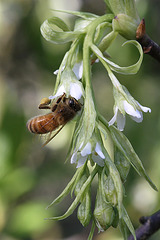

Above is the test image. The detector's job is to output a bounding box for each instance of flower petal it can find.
[70,83,83,100]
[49,85,66,99]
[108,106,118,126]
[71,152,77,164]
[116,110,126,131]
[76,156,87,168]
[130,111,143,123]
[95,142,105,159]
[72,61,83,80]
[136,101,151,113]
[53,66,65,75]
[123,100,141,118]
[81,142,92,156]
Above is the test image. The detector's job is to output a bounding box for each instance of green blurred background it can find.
[0,0,160,239]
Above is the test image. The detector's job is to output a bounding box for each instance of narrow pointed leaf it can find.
[125,0,140,22]
[104,0,125,15]
[47,16,70,31]
[119,218,130,240]
[109,125,157,191]
[46,166,98,220]
[122,205,136,240]
[46,168,81,208]
[51,9,98,20]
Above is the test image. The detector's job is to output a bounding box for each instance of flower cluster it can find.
[39,1,157,239]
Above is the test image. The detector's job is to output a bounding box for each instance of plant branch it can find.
[136,19,160,62]
[128,210,160,240]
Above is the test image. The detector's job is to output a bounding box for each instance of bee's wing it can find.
[42,124,65,147]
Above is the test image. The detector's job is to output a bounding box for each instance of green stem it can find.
[83,14,113,90]
[87,220,96,240]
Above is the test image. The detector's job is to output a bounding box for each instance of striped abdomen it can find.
[27,113,58,134]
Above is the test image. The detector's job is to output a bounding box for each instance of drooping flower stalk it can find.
[33,1,158,239]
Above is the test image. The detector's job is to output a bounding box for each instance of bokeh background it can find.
[0,0,160,239]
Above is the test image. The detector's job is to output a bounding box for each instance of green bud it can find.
[98,31,118,54]
[94,187,115,231]
[74,167,89,198]
[103,174,118,206]
[114,147,130,182]
[112,14,139,39]
[77,188,92,227]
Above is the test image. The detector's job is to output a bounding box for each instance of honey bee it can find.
[27,93,81,145]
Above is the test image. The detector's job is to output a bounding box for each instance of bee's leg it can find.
[39,104,51,109]
[51,93,66,112]
[56,92,66,104]
[39,98,51,109]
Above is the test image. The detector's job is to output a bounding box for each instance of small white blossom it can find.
[109,100,151,131]
[51,62,84,100]
[72,61,83,80]
[53,66,65,75]
[70,82,83,100]
[71,141,105,168]
[54,61,83,80]
[49,85,65,99]
[49,81,83,100]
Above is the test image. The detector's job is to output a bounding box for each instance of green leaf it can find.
[121,205,136,240]
[125,0,140,22]
[47,166,98,221]
[41,19,83,44]
[109,125,157,191]
[119,218,130,240]
[51,9,98,20]
[104,0,125,15]
[91,40,143,75]
[46,167,81,209]
[47,16,70,31]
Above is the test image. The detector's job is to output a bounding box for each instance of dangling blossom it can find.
[49,82,84,100]
[72,61,83,80]
[49,63,84,100]
[71,141,105,168]
[54,61,83,80]
[109,99,151,131]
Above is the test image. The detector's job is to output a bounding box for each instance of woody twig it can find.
[136,19,160,62]
[128,210,160,240]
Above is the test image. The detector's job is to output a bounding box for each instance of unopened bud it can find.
[74,168,89,198]
[94,188,115,231]
[112,14,139,40]
[103,175,118,206]
[77,189,92,227]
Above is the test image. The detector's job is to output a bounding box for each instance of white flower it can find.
[109,100,151,131]
[54,61,83,80]
[71,142,105,168]
[69,82,83,100]
[72,61,83,80]
[50,63,84,100]
[49,81,83,100]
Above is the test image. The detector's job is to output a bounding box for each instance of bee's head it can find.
[68,97,81,112]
